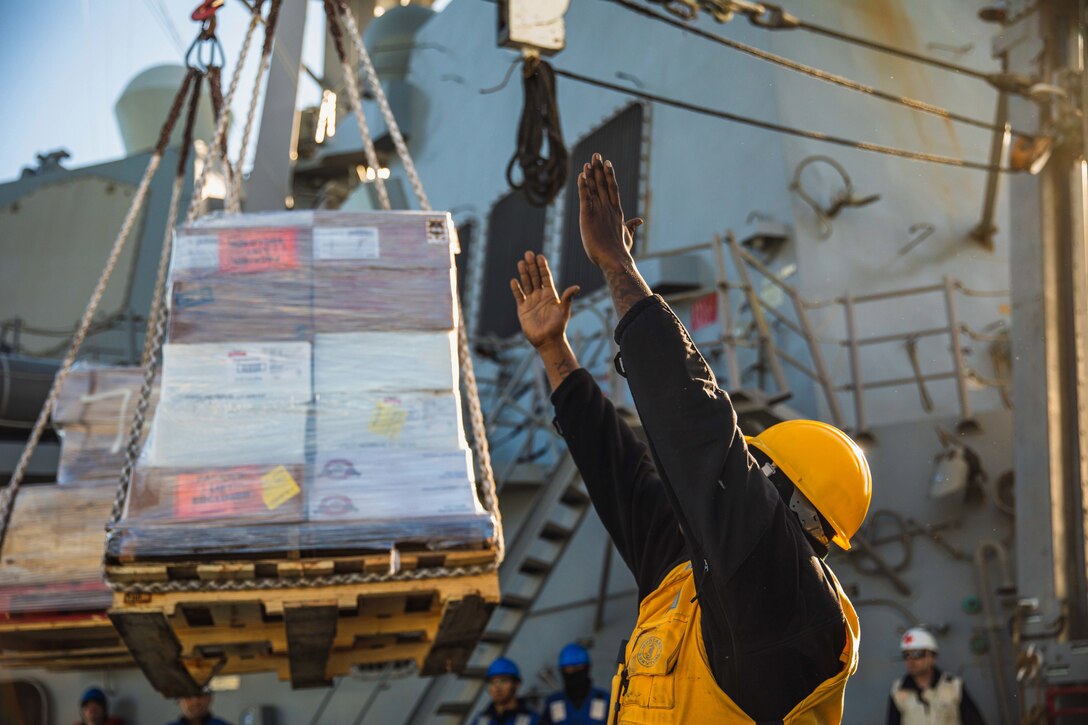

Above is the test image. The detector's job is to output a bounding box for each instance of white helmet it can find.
[900,627,939,653]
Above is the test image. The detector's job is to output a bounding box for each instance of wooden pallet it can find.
[106,545,498,586]
[108,571,499,696]
[0,611,132,671]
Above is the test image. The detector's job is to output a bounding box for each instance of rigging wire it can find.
[602,0,1035,139]
[645,0,1006,83]
[545,63,1016,173]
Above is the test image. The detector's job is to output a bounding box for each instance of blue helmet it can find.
[558,643,590,669]
[80,686,107,709]
[486,656,521,680]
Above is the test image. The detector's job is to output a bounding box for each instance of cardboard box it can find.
[169,277,311,343]
[307,449,480,521]
[126,464,304,524]
[143,399,308,468]
[315,392,466,451]
[309,211,455,270]
[159,341,312,404]
[313,331,458,395]
[313,267,457,333]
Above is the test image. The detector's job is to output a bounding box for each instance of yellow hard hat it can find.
[746,420,871,550]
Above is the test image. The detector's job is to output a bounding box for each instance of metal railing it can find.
[472,230,1011,472]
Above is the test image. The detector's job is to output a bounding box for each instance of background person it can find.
[167,690,231,725]
[74,687,123,725]
[887,627,986,725]
[541,643,609,724]
[476,657,540,725]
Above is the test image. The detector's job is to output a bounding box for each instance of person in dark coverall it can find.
[166,691,231,725]
[540,643,610,724]
[509,154,872,723]
[476,657,541,725]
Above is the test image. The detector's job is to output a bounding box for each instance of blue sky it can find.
[0,0,367,182]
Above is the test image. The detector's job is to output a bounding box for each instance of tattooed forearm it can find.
[537,338,582,391]
[603,263,652,319]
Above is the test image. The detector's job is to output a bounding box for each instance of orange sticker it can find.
[218,228,300,274]
[174,467,265,519]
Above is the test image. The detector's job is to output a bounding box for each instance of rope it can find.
[324,0,390,210]
[204,65,236,209]
[337,0,431,210]
[553,66,1017,173]
[0,70,198,550]
[109,561,499,594]
[230,0,278,213]
[336,0,502,562]
[505,55,568,207]
[143,71,205,366]
[112,3,265,529]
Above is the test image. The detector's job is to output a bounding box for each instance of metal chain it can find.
[325,0,390,209]
[111,5,264,528]
[337,0,431,210]
[108,561,498,594]
[230,0,279,213]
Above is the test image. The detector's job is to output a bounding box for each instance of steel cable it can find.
[604,0,1034,139]
[552,66,1016,173]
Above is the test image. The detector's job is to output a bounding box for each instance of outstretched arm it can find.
[576,154,651,320]
[509,251,581,391]
[510,251,684,596]
[577,152,781,584]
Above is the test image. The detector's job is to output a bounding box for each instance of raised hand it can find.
[510,251,579,350]
[578,153,643,269]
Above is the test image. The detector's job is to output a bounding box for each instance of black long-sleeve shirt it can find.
[551,295,847,721]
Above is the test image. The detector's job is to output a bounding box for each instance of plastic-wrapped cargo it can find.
[53,366,159,485]
[106,211,495,563]
[0,484,116,613]
[0,365,157,613]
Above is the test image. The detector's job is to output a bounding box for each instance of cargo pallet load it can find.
[103,211,502,695]
[0,368,155,672]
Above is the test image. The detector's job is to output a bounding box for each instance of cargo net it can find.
[105,212,498,586]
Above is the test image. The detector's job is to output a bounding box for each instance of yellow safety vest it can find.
[608,561,859,724]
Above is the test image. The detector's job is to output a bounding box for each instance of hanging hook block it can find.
[499,0,571,55]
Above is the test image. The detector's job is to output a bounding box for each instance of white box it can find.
[308,449,481,521]
[314,331,458,395]
[160,341,312,404]
[315,392,466,451]
[142,399,308,468]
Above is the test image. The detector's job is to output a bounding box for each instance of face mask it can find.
[562,667,592,705]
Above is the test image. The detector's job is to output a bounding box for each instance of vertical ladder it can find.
[406,453,591,724]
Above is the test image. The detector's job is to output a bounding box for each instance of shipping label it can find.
[172,234,220,271]
[174,467,264,519]
[260,465,301,510]
[222,344,310,387]
[219,227,300,273]
[313,227,380,260]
